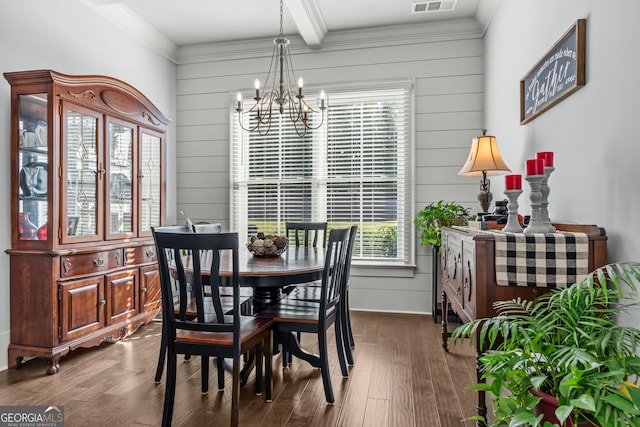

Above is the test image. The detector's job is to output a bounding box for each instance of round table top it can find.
[181,246,325,288]
[237,245,324,276]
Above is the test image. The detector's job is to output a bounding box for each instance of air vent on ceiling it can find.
[412,0,457,14]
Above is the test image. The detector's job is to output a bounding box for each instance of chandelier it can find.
[235,0,326,137]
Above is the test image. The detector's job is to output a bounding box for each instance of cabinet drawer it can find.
[125,245,157,265]
[60,249,124,278]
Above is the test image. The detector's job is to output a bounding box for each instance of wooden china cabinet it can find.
[4,70,169,374]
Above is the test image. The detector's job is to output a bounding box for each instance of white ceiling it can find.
[86,0,493,52]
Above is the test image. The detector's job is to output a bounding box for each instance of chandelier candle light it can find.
[235,0,326,137]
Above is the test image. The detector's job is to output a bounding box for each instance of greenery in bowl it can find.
[414,201,471,248]
[452,262,640,427]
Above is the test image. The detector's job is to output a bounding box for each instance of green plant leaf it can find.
[626,383,640,405]
[509,411,543,427]
[555,404,573,424]
[601,392,640,415]
[467,382,493,392]
[570,393,596,412]
[530,376,546,390]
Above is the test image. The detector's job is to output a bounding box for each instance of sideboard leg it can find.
[441,291,449,352]
[475,334,487,427]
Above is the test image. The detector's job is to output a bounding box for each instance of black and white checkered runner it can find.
[494,232,589,287]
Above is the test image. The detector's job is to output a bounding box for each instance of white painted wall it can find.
[484,0,640,326]
[0,0,177,370]
[175,20,485,314]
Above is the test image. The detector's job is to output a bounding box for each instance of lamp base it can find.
[478,189,492,214]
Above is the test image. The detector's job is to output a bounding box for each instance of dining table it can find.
[174,244,327,381]
[180,245,325,307]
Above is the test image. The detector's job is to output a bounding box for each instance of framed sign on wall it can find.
[520,19,586,125]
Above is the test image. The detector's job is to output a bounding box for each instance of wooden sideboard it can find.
[439,223,607,426]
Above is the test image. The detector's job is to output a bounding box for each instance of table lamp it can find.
[458,129,511,214]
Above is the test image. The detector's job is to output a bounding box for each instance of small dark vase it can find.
[494,199,508,216]
[18,212,38,240]
[530,388,597,427]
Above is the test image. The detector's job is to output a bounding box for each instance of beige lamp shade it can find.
[458,131,511,176]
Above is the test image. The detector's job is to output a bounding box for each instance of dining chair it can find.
[192,222,223,233]
[153,223,226,382]
[153,229,273,427]
[286,225,358,366]
[256,227,351,404]
[286,221,328,248]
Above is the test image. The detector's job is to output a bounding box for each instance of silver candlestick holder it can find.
[540,166,556,233]
[502,189,523,233]
[523,175,548,234]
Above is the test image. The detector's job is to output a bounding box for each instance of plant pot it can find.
[529,388,598,427]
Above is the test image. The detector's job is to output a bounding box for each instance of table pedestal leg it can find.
[253,287,282,308]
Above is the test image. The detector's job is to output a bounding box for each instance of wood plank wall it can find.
[174,20,485,314]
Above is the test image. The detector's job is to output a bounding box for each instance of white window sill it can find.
[351,262,416,278]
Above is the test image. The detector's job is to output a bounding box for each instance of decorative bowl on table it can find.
[246,232,288,257]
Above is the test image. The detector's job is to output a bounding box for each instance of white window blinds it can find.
[231,84,413,265]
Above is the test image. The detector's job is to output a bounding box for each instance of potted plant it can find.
[414,200,472,248]
[415,201,472,322]
[452,262,640,427]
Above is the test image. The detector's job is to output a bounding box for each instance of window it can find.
[231,83,413,265]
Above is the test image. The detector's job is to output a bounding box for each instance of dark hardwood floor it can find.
[0,312,479,426]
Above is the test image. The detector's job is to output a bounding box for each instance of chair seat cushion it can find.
[177,294,252,318]
[286,286,321,301]
[257,300,336,324]
[175,315,274,345]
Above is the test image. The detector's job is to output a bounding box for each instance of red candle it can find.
[536,151,554,167]
[505,174,522,190]
[526,158,545,176]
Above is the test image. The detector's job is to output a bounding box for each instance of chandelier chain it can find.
[279,0,284,39]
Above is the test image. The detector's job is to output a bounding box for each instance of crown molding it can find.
[476,0,501,36]
[83,0,179,62]
[177,18,482,65]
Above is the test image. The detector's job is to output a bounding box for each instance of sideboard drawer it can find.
[60,249,125,278]
[125,245,157,265]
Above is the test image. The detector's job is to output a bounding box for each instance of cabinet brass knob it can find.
[145,249,154,258]
[141,287,147,294]
[93,257,104,267]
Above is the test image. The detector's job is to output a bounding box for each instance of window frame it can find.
[230,80,415,267]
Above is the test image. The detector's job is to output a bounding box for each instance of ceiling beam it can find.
[283,0,327,49]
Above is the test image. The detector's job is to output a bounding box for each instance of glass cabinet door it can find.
[18,93,49,241]
[139,129,162,236]
[106,119,135,239]
[62,103,102,243]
